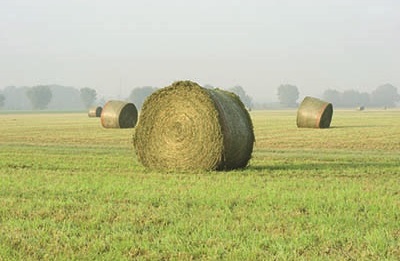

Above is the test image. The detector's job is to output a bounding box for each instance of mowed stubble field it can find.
[0,109,399,260]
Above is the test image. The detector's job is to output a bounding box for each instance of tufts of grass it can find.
[0,111,399,260]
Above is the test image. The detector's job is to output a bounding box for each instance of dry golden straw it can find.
[297,96,333,128]
[101,100,138,128]
[133,81,255,171]
[88,106,102,117]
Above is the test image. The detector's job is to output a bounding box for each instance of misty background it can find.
[1,0,399,108]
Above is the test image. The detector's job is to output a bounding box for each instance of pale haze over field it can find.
[1,0,399,102]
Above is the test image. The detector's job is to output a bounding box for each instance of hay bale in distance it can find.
[101,100,138,128]
[88,106,102,117]
[133,80,255,171]
[297,96,333,128]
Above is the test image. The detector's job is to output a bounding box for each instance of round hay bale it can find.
[297,96,333,128]
[101,100,138,128]
[133,80,255,171]
[88,106,102,117]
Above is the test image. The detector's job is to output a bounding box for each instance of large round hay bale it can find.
[133,80,255,171]
[101,100,138,128]
[297,96,333,128]
[88,106,102,117]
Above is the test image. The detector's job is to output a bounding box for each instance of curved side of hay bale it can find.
[296,96,333,128]
[101,100,138,128]
[88,106,102,117]
[206,88,255,170]
[133,81,254,171]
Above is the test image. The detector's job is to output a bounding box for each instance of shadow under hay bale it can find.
[297,96,333,128]
[88,106,102,117]
[101,100,138,128]
[133,80,255,171]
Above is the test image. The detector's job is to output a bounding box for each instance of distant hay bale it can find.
[357,106,365,111]
[133,80,255,171]
[88,106,102,117]
[101,100,138,128]
[297,96,333,128]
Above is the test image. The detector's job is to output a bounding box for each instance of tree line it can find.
[0,84,253,111]
[322,84,399,108]
[1,83,399,111]
[0,85,98,111]
[276,83,399,108]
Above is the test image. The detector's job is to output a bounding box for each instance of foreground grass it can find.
[0,110,399,260]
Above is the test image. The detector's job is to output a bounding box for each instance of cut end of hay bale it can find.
[133,80,254,171]
[101,100,138,128]
[88,106,102,117]
[297,96,333,128]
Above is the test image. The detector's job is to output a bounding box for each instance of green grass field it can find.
[0,110,399,260]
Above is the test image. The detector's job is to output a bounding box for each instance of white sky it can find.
[1,0,399,101]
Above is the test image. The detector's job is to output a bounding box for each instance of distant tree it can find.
[322,89,341,106]
[2,86,35,110]
[128,86,158,110]
[323,89,370,108]
[359,92,370,107]
[0,93,5,108]
[47,85,85,110]
[26,85,52,110]
[370,83,400,107]
[80,87,97,109]
[277,84,299,107]
[228,85,253,109]
[341,90,366,107]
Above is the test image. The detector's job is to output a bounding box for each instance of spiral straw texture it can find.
[133,81,254,171]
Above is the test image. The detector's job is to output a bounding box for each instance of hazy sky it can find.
[1,0,399,101]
